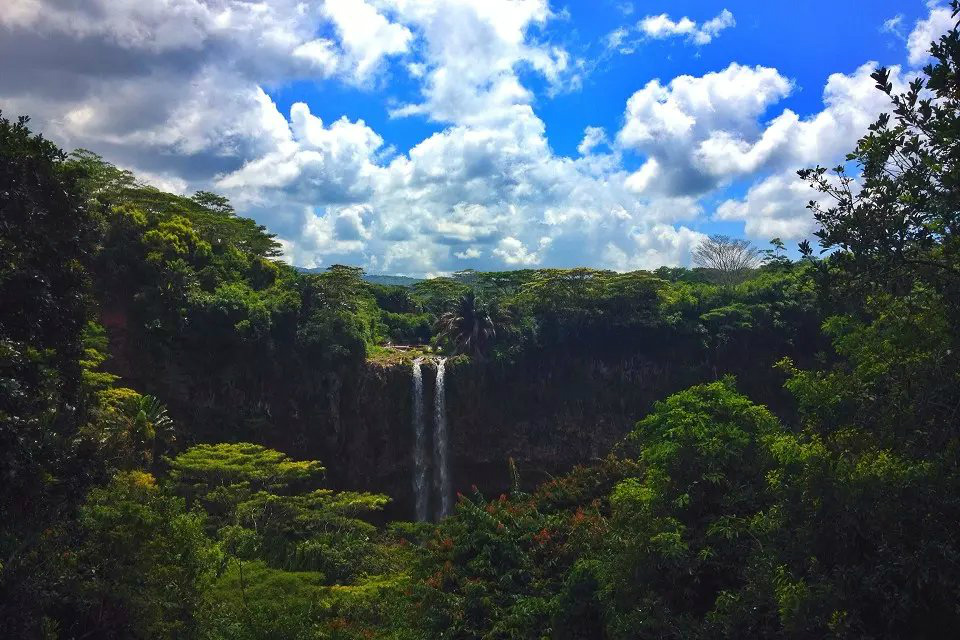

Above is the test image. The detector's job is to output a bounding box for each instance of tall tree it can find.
[0,113,98,626]
[692,235,764,285]
[436,290,497,357]
[799,2,960,307]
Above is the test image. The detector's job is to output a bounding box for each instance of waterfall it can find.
[411,356,453,521]
[411,358,429,521]
[433,357,452,519]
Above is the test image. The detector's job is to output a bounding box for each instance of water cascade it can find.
[433,357,451,519]
[411,358,429,521]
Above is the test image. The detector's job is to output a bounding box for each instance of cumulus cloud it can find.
[614,58,908,240]
[384,0,581,125]
[695,63,901,176]
[0,0,918,273]
[493,236,552,265]
[217,102,383,207]
[602,224,707,270]
[705,63,907,241]
[454,247,483,260]
[189,0,706,274]
[0,0,413,180]
[714,172,818,240]
[323,0,413,81]
[638,9,735,45]
[282,204,376,269]
[578,126,608,155]
[605,8,734,54]
[215,95,703,273]
[907,3,954,65]
[618,61,902,190]
[617,63,793,196]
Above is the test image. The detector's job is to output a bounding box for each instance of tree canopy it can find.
[5,9,960,638]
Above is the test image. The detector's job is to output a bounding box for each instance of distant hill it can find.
[362,274,423,287]
[296,267,422,287]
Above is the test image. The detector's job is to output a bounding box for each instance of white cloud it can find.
[493,236,552,265]
[432,203,503,244]
[0,0,727,274]
[617,61,904,199]
[603,224,707,270]
[605,26,632,53]
[323,0,413,81]
[454,247,483,259]
[712,165,861,243]
[0,0,416,180]
[639,14,696,39]
[0,0,912,274]
[217,101,384,210]
[292,39,341,75]
[578,126,608,155]
[714,172,818,240]
[618,63,793,196]
[614,58,907,242]
[606,8,734,55]
[383,0,581,124]
[882,14,905,39]
[694,63,901,178]
[638,9,735,45]
[287,204,376,269]
[704,63,908,240]
[215,95,704,273]
[907,3,954,65]
[698,9,737,44]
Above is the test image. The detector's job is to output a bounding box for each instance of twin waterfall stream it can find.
[411,357,452,521]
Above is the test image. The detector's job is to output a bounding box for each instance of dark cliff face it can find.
[318,352,703,520]
[320,361,423,519]
[107,331,705,519]
[321,342,799,521]
[442,355,684,497]
[103,306,791,521]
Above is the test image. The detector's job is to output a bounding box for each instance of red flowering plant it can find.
[409,456,643,638]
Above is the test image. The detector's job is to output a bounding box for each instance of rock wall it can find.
[320,351,705,520]
[103,306,790,521]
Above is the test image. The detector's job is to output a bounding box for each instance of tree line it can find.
[2,5,960,637]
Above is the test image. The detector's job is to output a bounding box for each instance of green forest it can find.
[3,13,960,640]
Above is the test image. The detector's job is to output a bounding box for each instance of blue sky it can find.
[271,1,926,157]
[0,0,950,274]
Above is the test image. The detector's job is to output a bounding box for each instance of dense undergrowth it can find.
[3,9,960,639]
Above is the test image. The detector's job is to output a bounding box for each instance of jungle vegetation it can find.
[2,9,960,639]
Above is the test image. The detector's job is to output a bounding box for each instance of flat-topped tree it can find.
[168,443,325,515]
[168,443,388,582]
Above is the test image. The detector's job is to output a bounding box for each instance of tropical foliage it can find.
[435,290,498,356]
[3,9,960,639]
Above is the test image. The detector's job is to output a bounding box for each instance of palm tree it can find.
[136,395,175,467]
[435,290,497,357]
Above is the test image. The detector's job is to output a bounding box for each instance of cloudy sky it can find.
[0,0,951,274]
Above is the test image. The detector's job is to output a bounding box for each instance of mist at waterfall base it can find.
[411,357,452,522]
